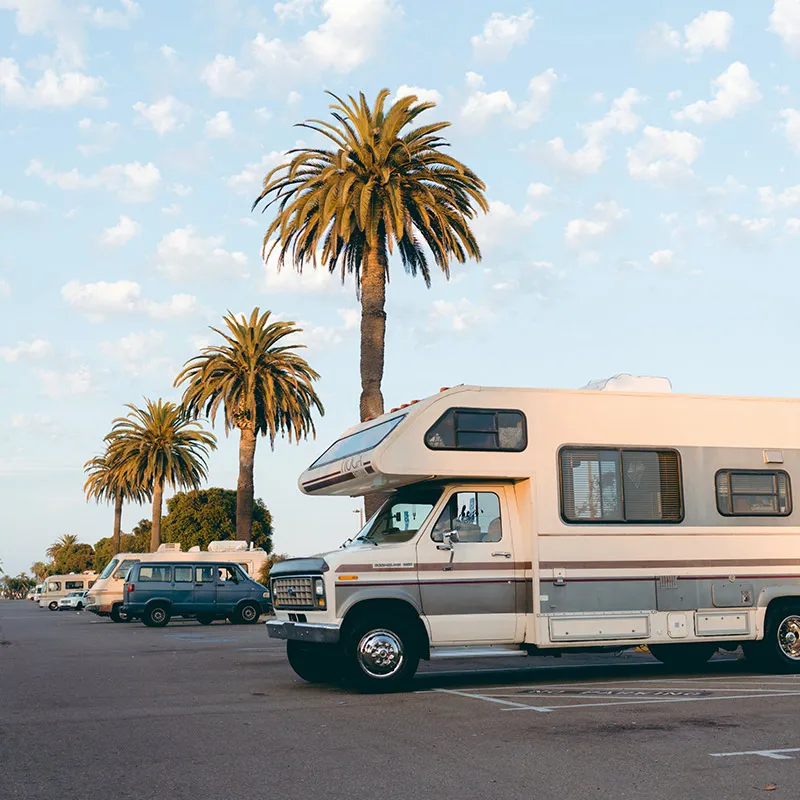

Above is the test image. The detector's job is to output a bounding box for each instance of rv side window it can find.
[425,409,527,452]
[560,448,683,523]
[47,582,61,592]
[65,581,84,590]
[138,566,172,582]
[716,470,792,516]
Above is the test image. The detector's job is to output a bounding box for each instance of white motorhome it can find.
[86,541,268,622]
[268,380,800,689]
[39,573,97,610]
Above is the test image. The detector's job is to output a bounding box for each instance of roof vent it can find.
[580,373,673,393]
[207,540,248,553]
[157,543,182,552]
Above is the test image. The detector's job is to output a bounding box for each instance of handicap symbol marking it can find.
[711,748,800,761]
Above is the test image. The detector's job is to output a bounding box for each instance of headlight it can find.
[313,577,326,609]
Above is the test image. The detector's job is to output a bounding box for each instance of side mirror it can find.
[437,530,459,571]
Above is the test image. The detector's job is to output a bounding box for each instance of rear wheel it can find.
[287,641,343,683]
[237,602,261,625]
[142,604,170,628]
[110,604,130,623]
[649,642,717,671]
[751,603,800,673]
[196,613,214,626]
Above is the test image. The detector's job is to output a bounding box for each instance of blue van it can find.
[122,561,270,627]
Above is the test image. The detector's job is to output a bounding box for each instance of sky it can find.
[1,0,800,576]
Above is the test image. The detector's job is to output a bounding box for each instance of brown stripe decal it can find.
[336,561,532,573]
[539,558,800,570]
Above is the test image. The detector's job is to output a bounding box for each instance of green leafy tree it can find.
[175,309,322,542]
[92,531,149,574]
[2,573,36,599]
[106,399,217,552]
[46,534,78,562]
[161,488,273,552]
[253,90,487,517]
[53,542,94,575]
[258,552,288,585]
[84,442,149,557]
[30,561,52,581]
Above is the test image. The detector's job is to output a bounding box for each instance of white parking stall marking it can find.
[711,748,800,760]
[431,688,552,713]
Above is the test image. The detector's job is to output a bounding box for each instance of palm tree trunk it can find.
[112,494,123,556]
[236,427,257,542]
[361,239,388,522]
[150,481,164,552]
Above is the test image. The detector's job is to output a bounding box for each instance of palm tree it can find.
[253,90,487,516]
[84,442,149,557]
[30,561,49,582]
[106,399,217,552]
[46,534,78,562]
[175,308,324,542]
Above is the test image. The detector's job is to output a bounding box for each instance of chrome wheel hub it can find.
[357,630,404,678]
[778,616,800,660]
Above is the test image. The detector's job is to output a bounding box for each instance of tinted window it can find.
[137,565,172,582]
[310,416,405,469]
[426,408,526,452]
[65,581,84,590]
[174,566,193,582]
[117,559,139,580]
[46,582,61,592]
[561,448,683,523]
[432,492,503,542]
[717,470,791,516]
[195,566,214,583]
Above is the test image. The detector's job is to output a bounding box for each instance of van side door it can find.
[172,565,194,611]
[193,565,217,612]
[214,565,244,615]
[416,485,521,645]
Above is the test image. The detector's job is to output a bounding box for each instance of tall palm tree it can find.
[83,442,149,557]
[30,561,49,582]
[175,308,324,542]
[106,399,217,552]
[253,90,487,517]
[46,534,79,562]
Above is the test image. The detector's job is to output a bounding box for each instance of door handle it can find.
[491,552,512,559]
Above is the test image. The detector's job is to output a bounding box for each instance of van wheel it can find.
[48,601,58,611]
[196,614,214,625]
[649,642,717,671]
[754,603,800,673]
[142,604,170,628]
[110,604,130,623]
[287,641,343,683]
[237,602,261,625]
[342,617,420,692]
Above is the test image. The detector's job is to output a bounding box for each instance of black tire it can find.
[287,641,343,684]
[342,616,420,692]
[751,603,800,673]
[76,603,84,611]
[48,601,58,611]
[237,602,261,625]
[142,603,170,628]
[196,613,214,626]
[648,642,717,671]
[110,604,130,623]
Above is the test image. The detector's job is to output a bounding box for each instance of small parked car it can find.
[58,591,90,611]
[122,561,270,628]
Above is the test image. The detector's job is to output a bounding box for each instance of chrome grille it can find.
[272,576,315,609]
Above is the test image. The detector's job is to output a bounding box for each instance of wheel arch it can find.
[341,598,430,660]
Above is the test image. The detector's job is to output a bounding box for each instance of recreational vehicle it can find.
[39,573,97,610]
[268,381,800,689]
[86,541,268,622]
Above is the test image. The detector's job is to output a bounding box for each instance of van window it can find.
[195,566,215,583]
[716,470,792,516]
[561,448,683,523]
[425,409,526,452]
[432,492,503,542]
[174,566,193,582]
[138,565,172,582]
[65,581,84,590]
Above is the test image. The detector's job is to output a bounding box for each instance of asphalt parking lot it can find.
[3,602,800,799]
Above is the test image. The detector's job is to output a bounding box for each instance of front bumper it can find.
[266,620,340,644]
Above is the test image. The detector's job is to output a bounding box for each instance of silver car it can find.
[58,591,90,611]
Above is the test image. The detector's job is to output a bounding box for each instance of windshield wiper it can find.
[355,535,378,546]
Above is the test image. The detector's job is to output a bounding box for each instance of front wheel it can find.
[142,604,170,628]
[287,641,343,684]
[236,602,261,625]
[648,642,717,671]
[48,601,58,611]
[342,617,420,692]
[76,603,84,611]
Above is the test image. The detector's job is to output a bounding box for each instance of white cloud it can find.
[461,68,557,128]
[649,249,675,268]
[0,57,105,108]
[0,279,10,297]
[169,183,192,197]
[392,85,442,106]
[757,184,800,210]
[287,90,302,105]
[428,298,493,332]
[668,89,682,101]
[786,218,800,235]
[780,108,800,153]
[0,338,53,363]
[627,126,703,185]
[155,226,248,280]
[26,159,161,202]
[472,199,541,252]
[465,71,485,90]
[99,330,171,377]
[471,9,535,60]
[726,215,774,235]
[100,214,140,246]
[263,253,342,293]
[61,279,198,321]
[89,0,140,29]
[0,190,44,213]
[133,95,187,134]
[39,366,92,397]
[205,110,234,138]
[526,182,552,199]
[546,88,644,174]
[674,62,760,124]
[770,0,800,52]
[76,117,119,156]
[201,54,254,98]
[160,44,176,59]
[565,200,628,249]
[648,11,733,58]
[274,0,316,21]
[161,203,181,216]
[227,150,286,194]
[338,308,359,330]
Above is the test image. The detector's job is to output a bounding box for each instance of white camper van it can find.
[268,381,800,689]
[86,541,268,622]
[39,573,97,610]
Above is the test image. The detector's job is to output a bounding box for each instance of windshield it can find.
[357,485,443,545]
[98,558,119,580]
[116,559,139,581]
[309,416,405,469]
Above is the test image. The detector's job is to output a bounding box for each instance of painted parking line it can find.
[711,748,800,760]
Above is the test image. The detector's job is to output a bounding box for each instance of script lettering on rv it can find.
[340,454,368,477]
